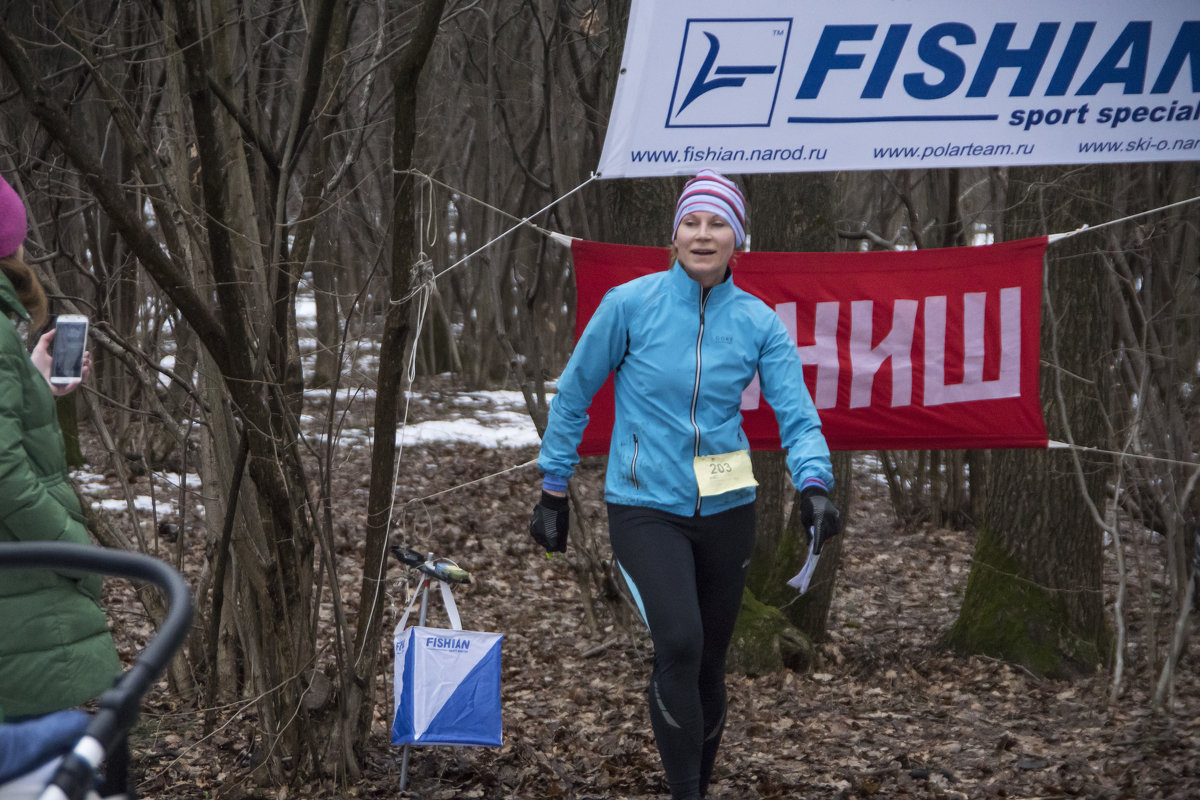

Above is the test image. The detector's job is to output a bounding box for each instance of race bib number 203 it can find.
[693,450,758,497]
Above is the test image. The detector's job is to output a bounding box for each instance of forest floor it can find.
[85,386,1199,800]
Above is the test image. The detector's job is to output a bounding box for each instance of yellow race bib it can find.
[693,450,758,497]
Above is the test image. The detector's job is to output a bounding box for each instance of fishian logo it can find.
[426,635,470,652]
[668,19,791,128]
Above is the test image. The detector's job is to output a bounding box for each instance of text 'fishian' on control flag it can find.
[568,237,1050,454]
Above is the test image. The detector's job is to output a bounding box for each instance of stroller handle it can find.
[0,543,194,800]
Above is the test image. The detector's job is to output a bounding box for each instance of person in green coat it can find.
[0,171,120,724]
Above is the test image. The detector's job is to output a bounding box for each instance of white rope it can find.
[1048,193,1200,243]
[359,175,595,659]
[355,256,433,669]
[394,174,596,304]
[406,171,1195,253]
[409,172,1196,253]
[1048,440,1200,470]
[1043,195,1200,470]
[402,457,539,506]
[403,169,574,243]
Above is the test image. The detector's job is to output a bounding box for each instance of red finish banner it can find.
[569,237,1049,454]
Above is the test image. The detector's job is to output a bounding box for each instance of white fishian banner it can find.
[596,0,1200,177]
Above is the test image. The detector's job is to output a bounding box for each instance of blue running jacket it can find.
[538,262,833,516]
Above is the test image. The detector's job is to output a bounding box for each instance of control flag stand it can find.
[389,548,503,792]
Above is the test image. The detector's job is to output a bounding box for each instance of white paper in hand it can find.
[787,528,819,594]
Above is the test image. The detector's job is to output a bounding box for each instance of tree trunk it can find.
[945,168,1111,678]
[350,0,448,764]
[732,172,848,668]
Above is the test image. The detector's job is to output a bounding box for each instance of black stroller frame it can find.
[0,543,194,800]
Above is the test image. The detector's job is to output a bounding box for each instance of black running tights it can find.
[608,502,755,800]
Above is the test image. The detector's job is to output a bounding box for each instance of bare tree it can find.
[0,0,449,781]
[1082,164,1199,704]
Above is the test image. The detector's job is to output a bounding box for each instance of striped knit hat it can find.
[672,169,747,248]
[0,174,27,259]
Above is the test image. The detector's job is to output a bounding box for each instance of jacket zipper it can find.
[630,433,639,490]
[691,288,711,514]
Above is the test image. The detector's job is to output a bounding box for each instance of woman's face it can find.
[673,211,735,288]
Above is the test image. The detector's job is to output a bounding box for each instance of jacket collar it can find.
[0,269,30,322]
[667,260,734,304]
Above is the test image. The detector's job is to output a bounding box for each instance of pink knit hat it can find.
[672,169,747,248]
[0,174,28,259]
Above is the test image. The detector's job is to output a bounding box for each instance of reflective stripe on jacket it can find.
[538,262,833,516]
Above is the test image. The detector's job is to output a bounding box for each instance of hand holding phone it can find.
[49,314,89,386]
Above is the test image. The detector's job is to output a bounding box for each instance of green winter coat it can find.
[0,271,120,721]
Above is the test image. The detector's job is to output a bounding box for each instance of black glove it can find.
[800,486,841,555]
[529,491,569,553]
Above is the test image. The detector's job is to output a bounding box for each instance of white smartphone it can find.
[49,314,89,385]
